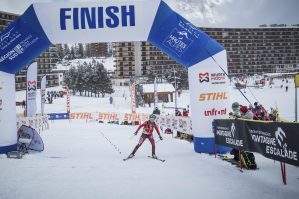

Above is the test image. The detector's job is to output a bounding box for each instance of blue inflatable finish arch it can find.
[0,0,230,154]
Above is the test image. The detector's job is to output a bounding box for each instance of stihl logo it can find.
[199,92,228,101]
[199,72,209,83]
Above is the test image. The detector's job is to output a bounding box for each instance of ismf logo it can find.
[275,127,287,149]
[27,81,37,91]
[163,28,193,57]
[199,72,209,83]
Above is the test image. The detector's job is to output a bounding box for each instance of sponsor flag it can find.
[130,83,136,114]
[26,62,37,117]
[154,77,158,107]
[40,75,46,115]
[66,85,70,113]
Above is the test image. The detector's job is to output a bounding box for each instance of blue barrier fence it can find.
[48,113,69,120]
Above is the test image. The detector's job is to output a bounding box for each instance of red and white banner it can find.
[66,85,70,114]
[17,115,49,132]
[130,83,136,114]
[26,62,37,117]
[155,115,192,134]
[40,75,46,115]
[154,77,158,106]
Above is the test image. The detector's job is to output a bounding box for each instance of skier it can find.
[127,114,163,159]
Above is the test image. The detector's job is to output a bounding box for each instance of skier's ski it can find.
[123,155,134,161]
[147,156,165,162]
[123,157,133,161]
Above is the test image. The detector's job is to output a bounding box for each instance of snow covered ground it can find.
[1,78,299,199]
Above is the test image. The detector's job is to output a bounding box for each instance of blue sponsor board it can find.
[0,5,51,74]
[48,113,69,120]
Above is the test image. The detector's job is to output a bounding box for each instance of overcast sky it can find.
[1,0,298,28]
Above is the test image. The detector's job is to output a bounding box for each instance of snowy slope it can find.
[1,78,299,199]
[0,120,298,199]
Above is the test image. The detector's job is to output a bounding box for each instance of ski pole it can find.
[100,131,122,154]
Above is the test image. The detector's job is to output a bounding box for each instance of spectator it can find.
[175,109,182,138]
[109,96,113,104]
[175,109,182,116]
[230,103,254,161]
[153,107,160,115]
[183,108,189,117]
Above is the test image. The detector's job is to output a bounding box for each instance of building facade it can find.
[113,42,182,78]
[113,27,299,77]
[0,10,60,91]
[202,27,299,75]
[91,43,108,57]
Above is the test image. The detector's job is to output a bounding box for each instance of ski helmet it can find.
[231,102,240,110]
[149,114,156,120]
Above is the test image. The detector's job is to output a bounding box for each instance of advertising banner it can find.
[0,0,227,154]
[188,50,230,153]
[154,77,158,106]
[0,72,17,153]
[40,75,46,115]
[130,83,136,114]
[66,85,70,113]
[68,112,149,123]
[214,119,299,167]
[26,62,37,117]
[155,115,191,134]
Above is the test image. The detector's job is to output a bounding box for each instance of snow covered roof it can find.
[142,83,175,93]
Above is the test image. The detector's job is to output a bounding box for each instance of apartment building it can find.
[113,27,299,77]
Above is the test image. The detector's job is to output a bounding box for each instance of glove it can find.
[134,131,138,136]
[159,136,163,140]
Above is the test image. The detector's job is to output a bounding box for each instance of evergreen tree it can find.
[56,44,64,60]
[96,62,114,97]
[85,43,91,57]
[63,44,70,60]
[178,69,189,89]
[146,71,156,83]
[78,43,84,58]
[70,46,75,60]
